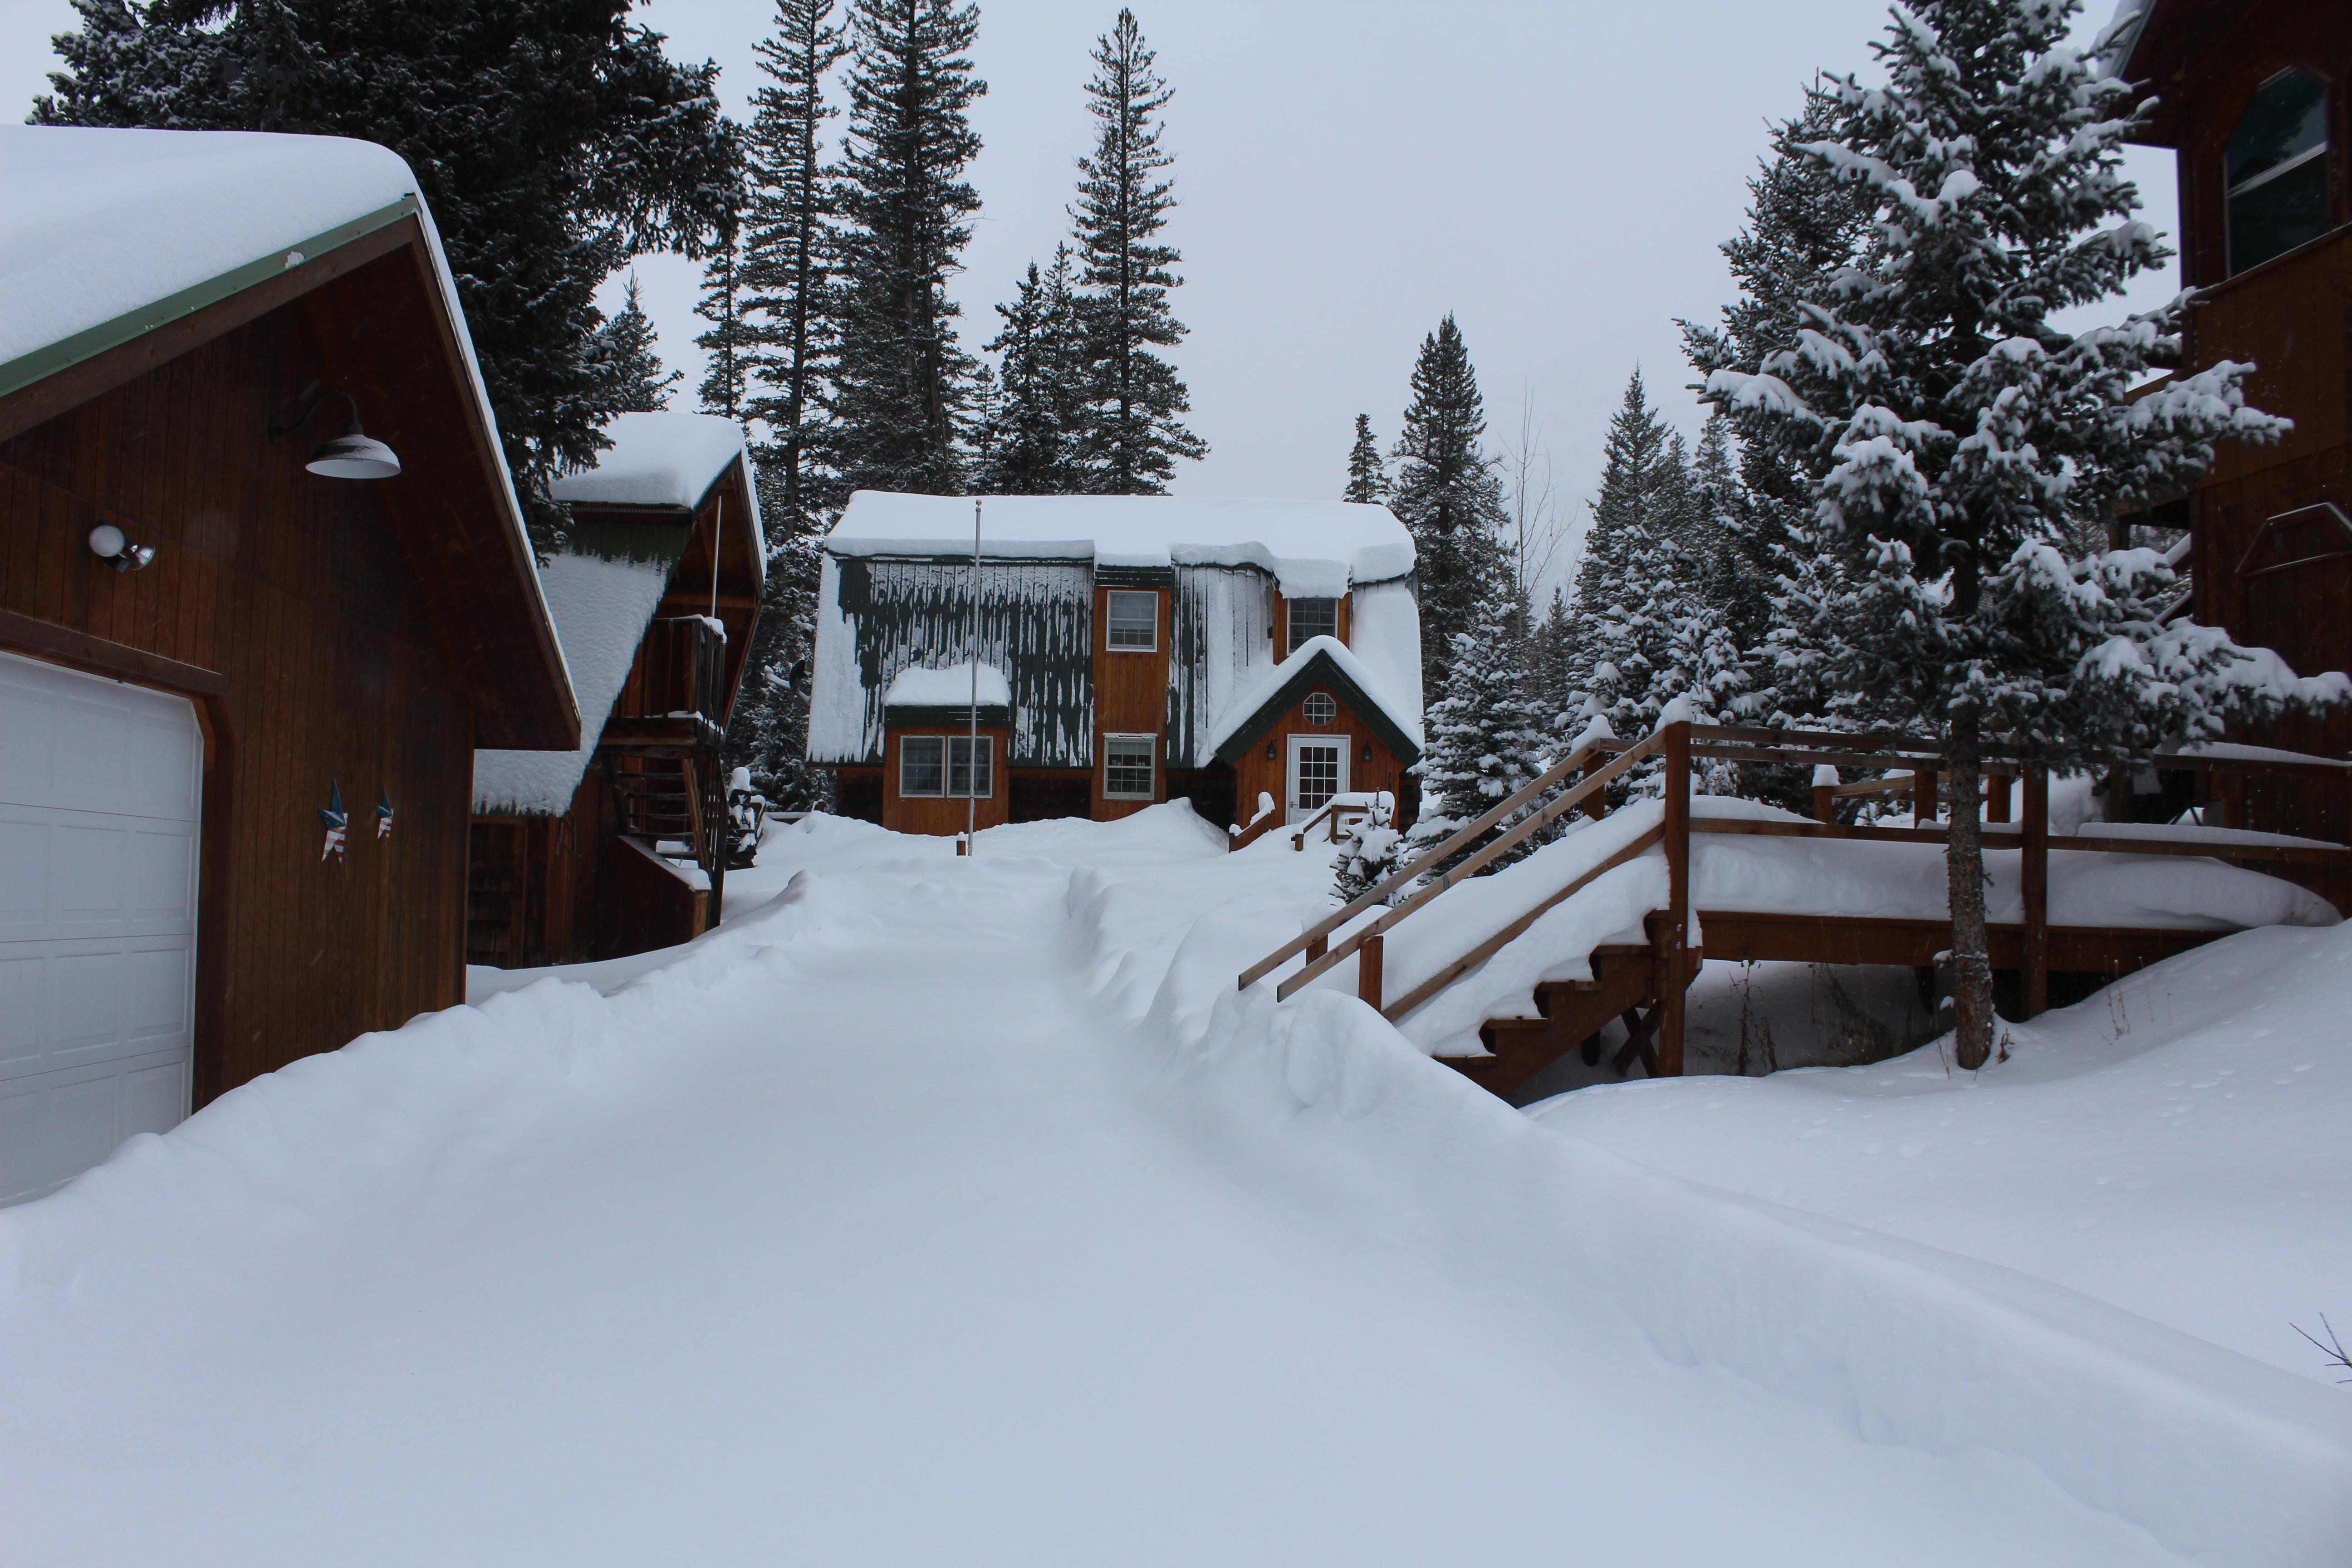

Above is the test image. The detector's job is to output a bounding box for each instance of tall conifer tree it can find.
[1343,414,1387,504]
[695,237,752,421]
[982,247,1090,493]
[593,275,682,412]
[827,0,984,495]
[1068,8,1204,493]
[1389,315,1508,697]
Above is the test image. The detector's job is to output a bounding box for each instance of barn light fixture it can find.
[87,523,155,572]
[1265,742,1277,762]
[270,387,402,480]
[1361,745,1373,765]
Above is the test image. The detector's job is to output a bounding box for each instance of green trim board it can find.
[0,195,421,402]
[1210,647,1421,768]
[883,704,1013,729]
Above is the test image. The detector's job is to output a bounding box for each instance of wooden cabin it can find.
[810,494,1424,838]
[467,413,764,969]
[0,127,579,1204]
[2112,0,2352,837]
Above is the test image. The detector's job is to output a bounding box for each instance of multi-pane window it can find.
[1106,590,1158,651]
[1302,691,1336,726]
[1294,742,1341,811]
[947,735,992,798]
[900,735,945,796]
[901,735,990,797]
[1286,597,1338,653]
[1104,735,1156,799]
[2227,69,2331,276]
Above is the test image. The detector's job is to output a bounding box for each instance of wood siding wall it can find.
[881,725,1011,835]
[1091,585,1170,819]
[1227,684,1410,832]
[0,285,478,1106]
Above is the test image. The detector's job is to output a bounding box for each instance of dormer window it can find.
[1286,597,1338,653]
[2226,69,2331,276]
[1106,590,1158,651]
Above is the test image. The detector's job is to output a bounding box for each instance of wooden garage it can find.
[0,126,578,1203]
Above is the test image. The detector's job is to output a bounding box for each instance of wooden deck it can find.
[1238,724,2352,1100]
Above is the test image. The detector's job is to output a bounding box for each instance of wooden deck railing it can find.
[1240,720,2352,1076]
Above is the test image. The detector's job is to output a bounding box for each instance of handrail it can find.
[1288,797,1345,851]
[1269,733,1661,1001]
[1236,733,1632,991]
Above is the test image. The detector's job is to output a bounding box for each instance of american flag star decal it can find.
[377,791,394,840]
[319,782,348,862]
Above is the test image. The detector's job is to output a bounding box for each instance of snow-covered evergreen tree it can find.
[591,275,681,413]
[1389,315,1509,698]
[1408,591,1550,877]
[1068,8,1205,494]
[742,0,848,529]
[1343,414,1388,505]
[826,0,983,496]
[695,238,752,422]
[981,247,1090,494]
[1330,794,1406,905]
[37,0,740,553]
[1533,586,1575,717]
[1698,0,2344,1067]
[1561,371,1688,721]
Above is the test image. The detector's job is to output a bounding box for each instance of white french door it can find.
[1284,735,1348,825]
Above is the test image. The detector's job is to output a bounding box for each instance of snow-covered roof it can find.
[474,554,673,814]
[2098,0,2154,74]
[828,492,1415,598]
[884,662,1011,709]
[1206,635,1423,764]
[553,411,766,588]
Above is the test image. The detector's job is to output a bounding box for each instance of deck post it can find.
[1987,769,2011,824]
[1912,769,1935,828]
[2022,768,2049,1019]
[1658,722,1692,1076]
[1357,933,1384,1010]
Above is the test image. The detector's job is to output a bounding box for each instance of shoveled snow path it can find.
[5,858,2180,1565]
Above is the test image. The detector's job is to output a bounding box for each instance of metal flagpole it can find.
[967,496,982,855]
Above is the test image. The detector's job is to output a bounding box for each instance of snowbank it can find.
[473,554,672,814]
[828,491,1415,595]
[1063,854,2352,1568]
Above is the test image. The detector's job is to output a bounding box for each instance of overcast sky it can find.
[4,0,2176,583]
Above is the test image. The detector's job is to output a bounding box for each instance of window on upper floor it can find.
[2227,69,2332,277]
[1106,590,1158,651]
[1286,597,1338,653]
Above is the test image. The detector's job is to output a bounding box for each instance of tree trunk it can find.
[1946,708,1996,1069]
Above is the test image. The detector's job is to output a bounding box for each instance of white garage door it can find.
[0,649,201,1206]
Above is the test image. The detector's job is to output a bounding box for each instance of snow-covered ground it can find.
[6,807,2348,1565]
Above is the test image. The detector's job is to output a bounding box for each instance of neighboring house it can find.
[809,493,1423,838]
[469,412,764,969]
[0,127,579,1204]
[2111,0,2352,835]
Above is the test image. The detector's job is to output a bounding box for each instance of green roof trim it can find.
[1210,647,1421,769]
[0,194,420,403]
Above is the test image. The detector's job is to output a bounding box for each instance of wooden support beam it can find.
[1658,723,1692,1077]
[1357,933,1384,1010]
[2023,769,2049,1019]
[1612,1003,1662,1077]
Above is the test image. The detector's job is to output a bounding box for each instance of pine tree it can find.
[1534,585,1574,716]
[1407,591,1550,877]
[696,239,753,421]
[1068,8,1205,493]
[826,0,984,496]
[590,275,681,413]
[1331,793,1406,904]
[981,247,1090,493]
[741,0,848,529]
[1700,0,2344,1067]
[37,0,741,552]
[1389,315,1509,698]
[1342,413,1387,504]
[1561,370,1681,720]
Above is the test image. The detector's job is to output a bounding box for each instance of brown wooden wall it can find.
[1091,585,1170,819]
[1227,683,1411,832]
[0,280,482,1107]
[468,764,611,969]
[881,724,1011,836]
[1270,591,1351,661]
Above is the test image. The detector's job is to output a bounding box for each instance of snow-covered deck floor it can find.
[4,810,2342,1565]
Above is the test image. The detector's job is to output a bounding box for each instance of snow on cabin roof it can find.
[2098,0,2154,73]
[473,553,673,815]
[884,662,1011,709]
[828,492,1415,598]
[552,412,767,588]
[1205,635,1422,763]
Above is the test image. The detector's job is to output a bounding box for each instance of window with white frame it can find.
[900,735,945,796]
[947,735,992,798]
[1286,597,1338,653]
[901,735,992,797]
[1302,691,1336,725]
[1106,589,1158,651]
[1103,734,1156,799]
